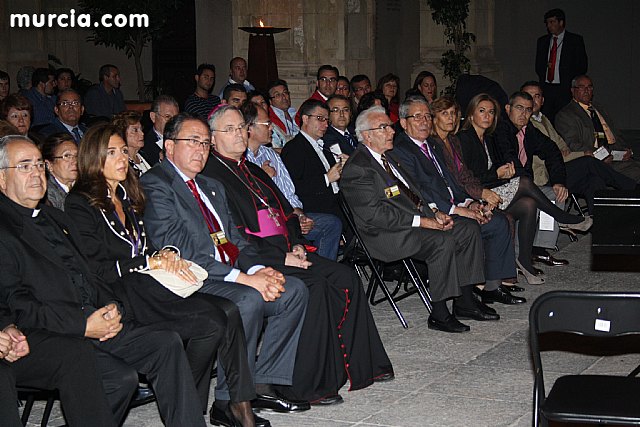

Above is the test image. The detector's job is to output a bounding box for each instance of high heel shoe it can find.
[516,259,545,285]
[558,216,593,233]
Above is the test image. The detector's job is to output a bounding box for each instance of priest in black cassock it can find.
[202,104,393,404]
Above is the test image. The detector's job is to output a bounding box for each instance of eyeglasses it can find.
[52,153,77,162]
[363,123,394,132]
[406,113,433,122]
[251,121,272,128]
[1,161,46,173]
[212,123,249,134]
[173,138,212,148]
[336,85,350,92]
[107,147,129,157]
[512,105,533,114]
[329,107,351,114]
[8,111,29,120]
[318,77,337,83]
[304,115,329,122]
[58,100,81,108]
[270,90,290,99]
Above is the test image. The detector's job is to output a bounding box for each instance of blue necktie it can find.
[72,127,82,144]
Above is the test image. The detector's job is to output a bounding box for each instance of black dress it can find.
[64,187,255,404]
[202,151,393,402]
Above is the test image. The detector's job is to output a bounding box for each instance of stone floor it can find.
[23,233,640,426]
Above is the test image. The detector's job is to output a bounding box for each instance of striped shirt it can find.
[245,145,303,209]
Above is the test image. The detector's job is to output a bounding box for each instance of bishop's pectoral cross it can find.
[267,207,281,227]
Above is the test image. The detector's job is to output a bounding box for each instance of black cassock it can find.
[202,150,393,402]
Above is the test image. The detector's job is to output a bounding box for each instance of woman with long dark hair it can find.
[65,123,256,426]
[412,70,437,104]
[376,73,400,122]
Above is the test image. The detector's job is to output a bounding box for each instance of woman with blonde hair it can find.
[456,93,590,284]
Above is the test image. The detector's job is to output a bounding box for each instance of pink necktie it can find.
[517,128,527,167]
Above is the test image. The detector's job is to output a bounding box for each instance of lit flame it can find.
[259,20,264,27]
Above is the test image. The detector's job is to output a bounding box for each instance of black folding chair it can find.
[529,291,640,426]
[17,387,58,427]
[339,192,432,328]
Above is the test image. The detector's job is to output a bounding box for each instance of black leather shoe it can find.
[252,393,310,413]
[428,315,470,332]
[310,394,344,405]
[209,404,271,427]
[479,288,526,305]
[374,372,395,382]
[533,254,569,266]
[499,284,525,293]
[453,303,500,321]
[129,386,155,408]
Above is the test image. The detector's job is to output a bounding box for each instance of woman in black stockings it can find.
[446,94,590,284]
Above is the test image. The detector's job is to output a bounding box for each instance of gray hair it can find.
[208,105,242,131]
[399,95,430,119]
[0,135,36,169]
[152,94,178,113]
[571,74,591,88]
[355,106,387,141]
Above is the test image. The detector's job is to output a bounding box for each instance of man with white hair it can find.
[340,107,491,333]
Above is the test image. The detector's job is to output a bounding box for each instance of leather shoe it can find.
[310,394,344,405]
[130,386,155,408]
[499,284,525,293]
[374,372,395,382]
[533,254,569,266]
[453,303,500,321]
[252,392,310,413]
[428,315,470,333]
[478,287,526,305]
[210,404,271,427]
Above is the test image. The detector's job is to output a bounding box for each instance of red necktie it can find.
[517,128,528,167]
[547,36,558,82]
[186,179,239,266]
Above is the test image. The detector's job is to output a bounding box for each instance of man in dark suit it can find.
[281,99,347,219]
[390,96,522,306]
[341,106,493,333]
[535,8,588,123]
[0,135,209,426]
[495,91,592,266]
[141,113,310,425]
[38,89,87,143]
[142,95,179,165]
[323,94,357,155]
[555,75,640,182]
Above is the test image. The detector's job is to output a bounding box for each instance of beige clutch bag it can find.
[139,261,207,298]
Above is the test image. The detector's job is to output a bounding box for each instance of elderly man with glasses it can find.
[340,106,487,333]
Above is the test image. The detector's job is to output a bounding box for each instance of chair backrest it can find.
[530,291,640,338]
[529,290,640,424]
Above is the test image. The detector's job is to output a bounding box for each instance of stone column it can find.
[411,0,501,93]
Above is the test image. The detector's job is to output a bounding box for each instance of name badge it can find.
[211,231,228,245]
[384,185,400,198]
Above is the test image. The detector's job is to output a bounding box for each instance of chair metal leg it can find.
[403,259,432,313]
[20,395,35,425]
[368,263,409,328]
[41,396,56,427]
